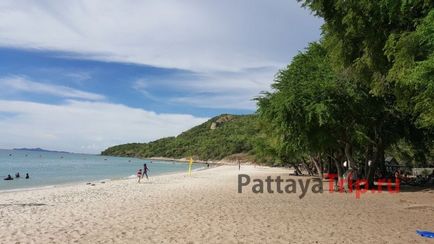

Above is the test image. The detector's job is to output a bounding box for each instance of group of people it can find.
[3,172,30,181]
[136,163,150,183]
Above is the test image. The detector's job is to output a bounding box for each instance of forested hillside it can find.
[101,114,260,160]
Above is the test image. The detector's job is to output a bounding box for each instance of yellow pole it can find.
[188,157,193,176]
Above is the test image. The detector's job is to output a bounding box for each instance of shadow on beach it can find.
[398,185,434,193]
[0,203,47,207]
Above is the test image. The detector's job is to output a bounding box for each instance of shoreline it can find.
[0,162,210,194]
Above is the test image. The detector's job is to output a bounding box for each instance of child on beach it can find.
[137,169,142,183]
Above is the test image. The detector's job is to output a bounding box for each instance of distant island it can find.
[13,148,71,154]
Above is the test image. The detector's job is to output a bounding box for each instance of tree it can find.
[257,1,433,186]
[257,42,365,179]
[296,0,434,181]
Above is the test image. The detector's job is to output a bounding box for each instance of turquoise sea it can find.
[0,149,204,191]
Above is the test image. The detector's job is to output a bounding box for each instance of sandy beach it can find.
[1,165,433,243]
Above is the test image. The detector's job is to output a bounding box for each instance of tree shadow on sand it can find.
[0,203,47,207]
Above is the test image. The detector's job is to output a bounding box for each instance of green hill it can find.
[101,114,260,161]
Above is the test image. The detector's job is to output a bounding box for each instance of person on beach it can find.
[142,163,150,180]
[238,160,241,171]
[137,169,142,183]
[25,173,30,179]
[15,172,20,178]
[394,170,401,180]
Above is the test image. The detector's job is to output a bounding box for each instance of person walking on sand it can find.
[238,160,241,171]
[142,163,150,180]
[137,169,142,183]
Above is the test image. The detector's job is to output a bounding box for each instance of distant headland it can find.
[13,148,71,154]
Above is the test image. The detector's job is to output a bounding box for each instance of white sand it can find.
[0,165,433,243]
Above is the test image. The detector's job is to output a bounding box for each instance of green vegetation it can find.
[256,0,434,184]
[102,114,260,160]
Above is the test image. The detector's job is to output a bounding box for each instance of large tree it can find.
[257,42,366,179]
[299,0,434,170]
[257,1,434,185]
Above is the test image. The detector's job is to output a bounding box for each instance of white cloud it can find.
[65,71,92,81]
[0,99,208,153]
[0,0,322,72]
[0,76,105,100]
[133,67,277,110]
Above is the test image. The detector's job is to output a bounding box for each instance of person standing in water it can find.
[142,163,150,180]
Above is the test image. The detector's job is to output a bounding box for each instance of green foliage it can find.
[102,114,260,161]
[256,42,369,166]
[387,139,434,167]
[385,10,434,129]
[257,43,335,160]
[256,1,434,174]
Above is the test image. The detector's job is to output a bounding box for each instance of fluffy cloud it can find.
[0,99,208,153]
[0,0,321,72]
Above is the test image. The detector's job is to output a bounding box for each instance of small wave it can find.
[0,185,56,194]
[192,167,206,172]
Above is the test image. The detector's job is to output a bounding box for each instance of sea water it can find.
[0,149,204,191]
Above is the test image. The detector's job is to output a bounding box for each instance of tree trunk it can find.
[326,153,333,175]
[364,145,373,178]
[367,138,384,187]
[335,160,343,179]
[302,159,314,176]
[345,142,355,170]
[377,142,386,177]
[310,155,323,179]
[293,164,303,175]
[334,156,345,192]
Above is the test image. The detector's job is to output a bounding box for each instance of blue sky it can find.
[0,0,322,153]
[0,48,233,116]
